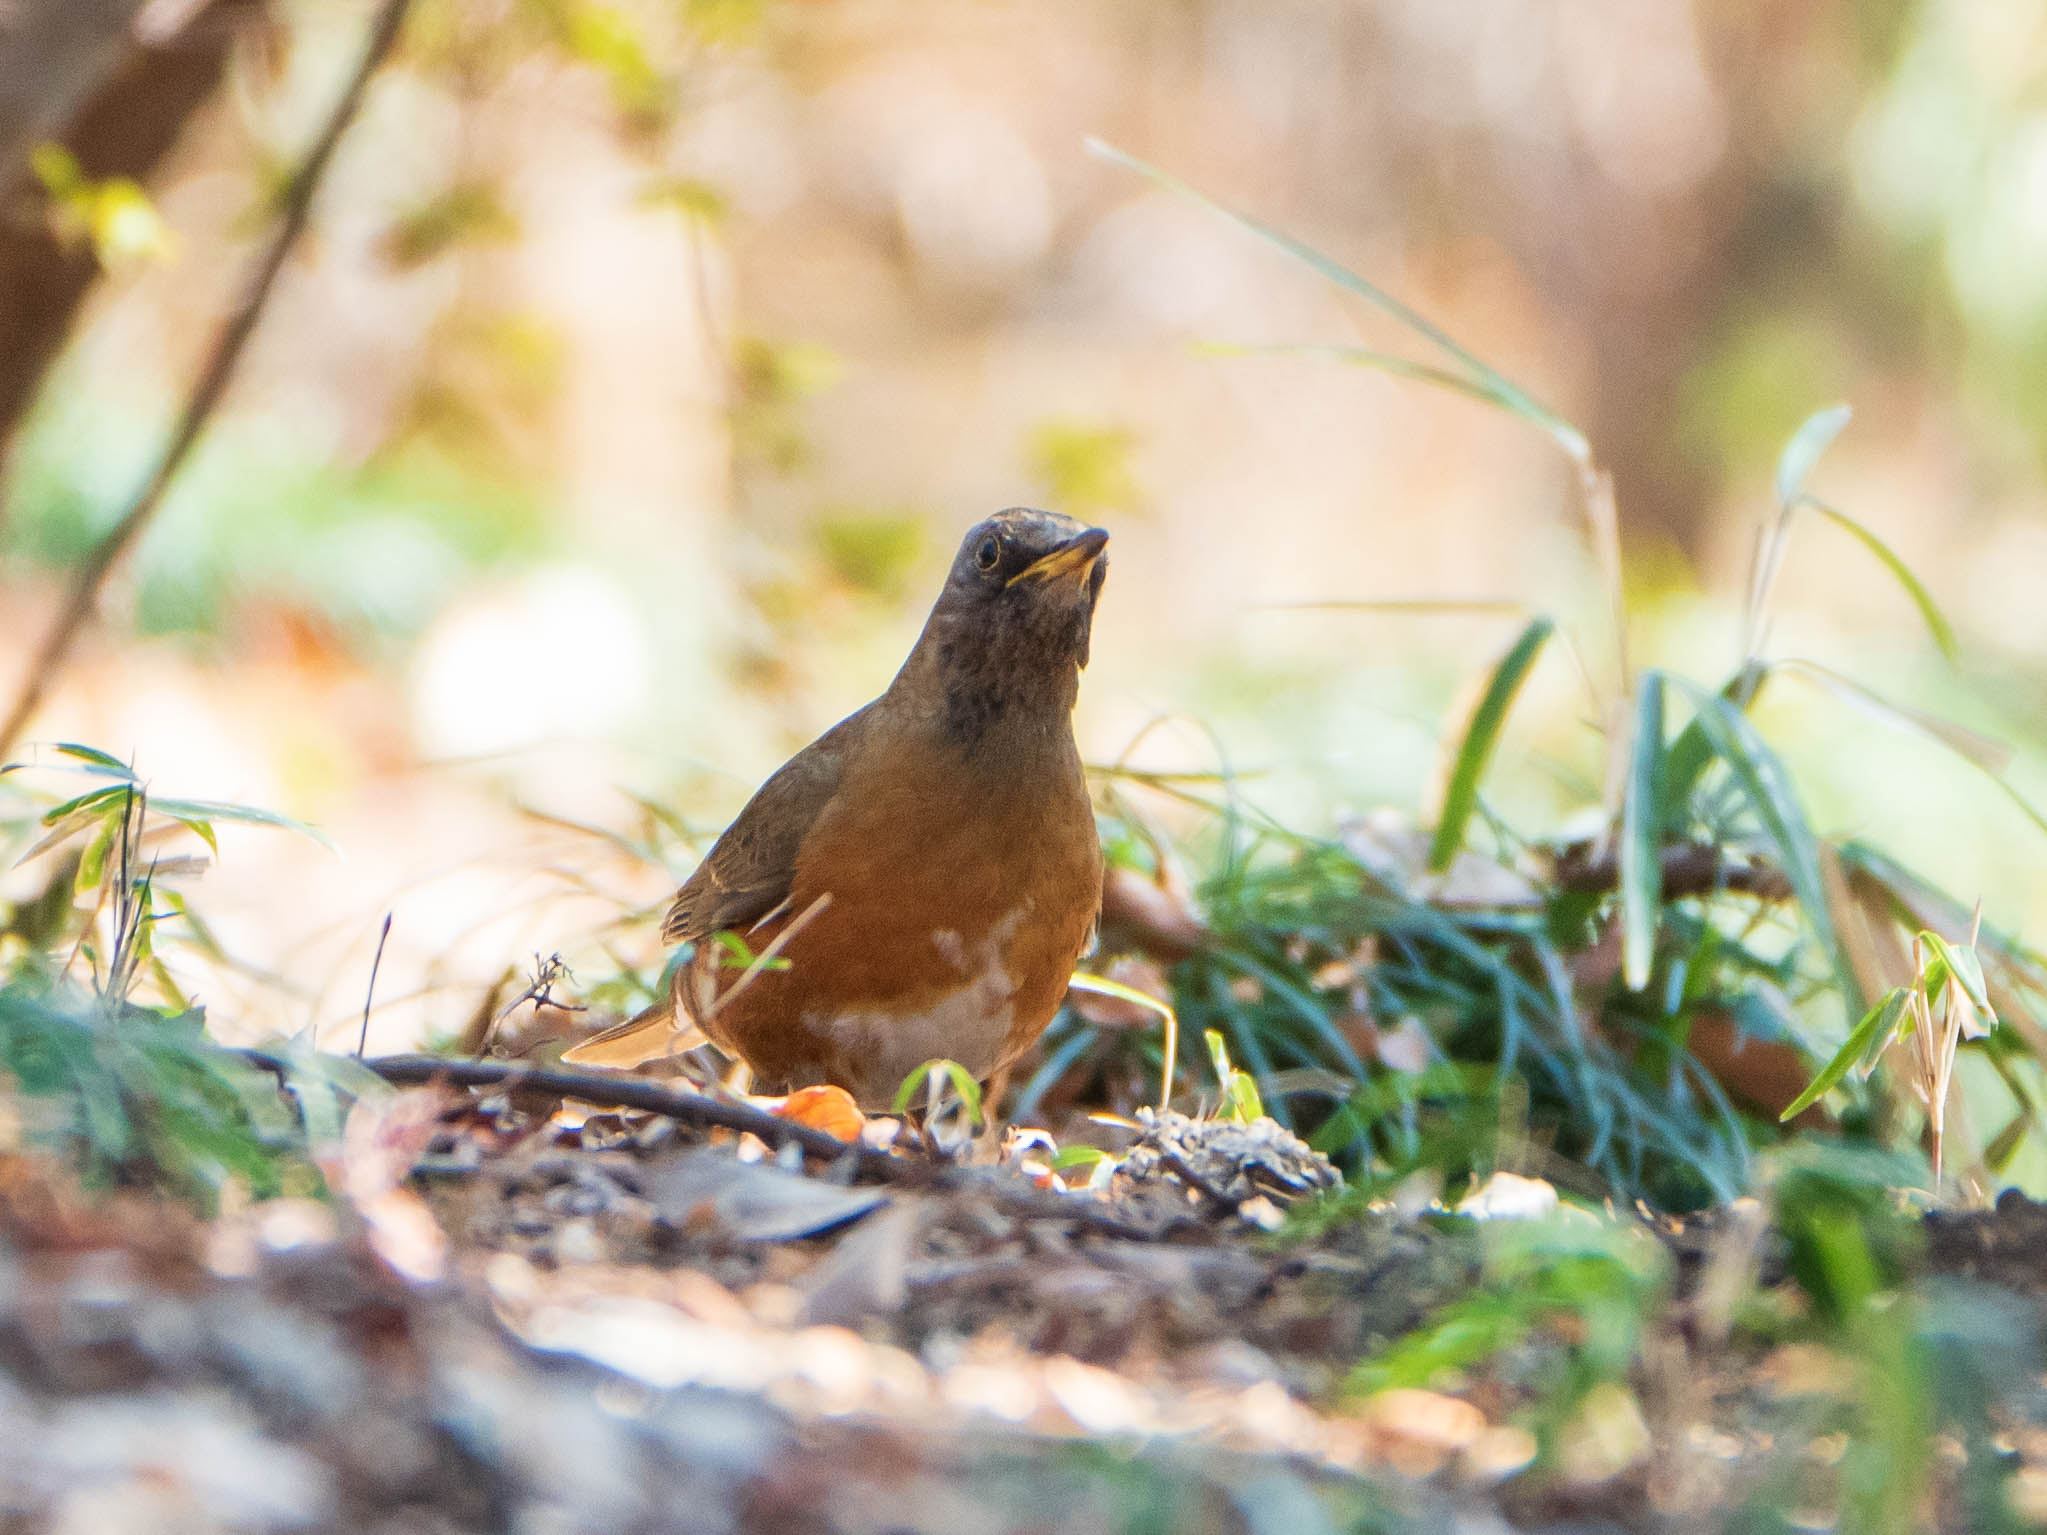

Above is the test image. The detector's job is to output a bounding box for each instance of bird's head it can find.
[904,508,1110,743]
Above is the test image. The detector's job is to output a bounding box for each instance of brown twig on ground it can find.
[1552,841,1794,903]
[330,1054,1166,1240]
[0,0,416,758]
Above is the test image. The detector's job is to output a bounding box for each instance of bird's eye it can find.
[975,536,1001,571]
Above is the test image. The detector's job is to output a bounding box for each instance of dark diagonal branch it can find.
[0,0,415,757]
[1552,840,1795,903]
[325,1054,1164,1239]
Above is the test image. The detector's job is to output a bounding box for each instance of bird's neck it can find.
[886,622,1082,763]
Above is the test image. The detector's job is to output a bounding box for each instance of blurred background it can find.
[1,0,2043,1058]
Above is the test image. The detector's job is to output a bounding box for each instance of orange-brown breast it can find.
[682,739,1100,1108]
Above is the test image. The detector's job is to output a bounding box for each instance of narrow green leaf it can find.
[1428,616,1553,872]
[1809,502,1957,663]
[53,743,136,778]
[1658,662,1766,832]
[1198,342,1530,417]
[1049,1145,1111,1173]
[1918,930,1995,1025]
[1781,987,1909,1120]
[1774,404,1853,507]
[710,930,790,973]
[1206,1027,1234,1088]
[1673,681,1861,1011]
[75,808,122,894]
[1086,139,1589,460]
[1204,1027,1263,1123]
[1852,987,1915,1076]
[1984,1111,2031,1173]
[1266,598,1529,616]
[40,783,131,827]
[890,1058,984,1126]
[171,816,219,856]
[1620,674,1666,991]
[1772,660,2005,771]
[149,798,332,849]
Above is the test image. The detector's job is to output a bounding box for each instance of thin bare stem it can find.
[704,892,834,1023]
[356,913,393,1057]
[0,0,416,757]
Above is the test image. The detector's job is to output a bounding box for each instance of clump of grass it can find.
[0,744,366,1206]
[1040,145,2047,1209]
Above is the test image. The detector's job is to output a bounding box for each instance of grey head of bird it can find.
[895,507,1110,747]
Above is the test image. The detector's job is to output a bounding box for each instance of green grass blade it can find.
[1658,662,1766,833]
[1197,341,1532,416]
[1771,660,2047,840]
[148,798,334,850]
[889,1058,985,1126]
[1673,681,1861,1012]
[1428,616,1553,873]
[1086,139,1588,460]
[1775,404,1853,507]
[1620,674,1666,991]
[1808,501,1957,663]
[1781,987,1909,1120]
[1771,660,2005,771]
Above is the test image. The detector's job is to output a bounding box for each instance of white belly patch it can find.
[811,903,1031,1092]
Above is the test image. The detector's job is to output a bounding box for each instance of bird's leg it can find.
[971,1063,1013,1162]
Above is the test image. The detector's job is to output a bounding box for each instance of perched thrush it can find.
[565,508,1110,1108]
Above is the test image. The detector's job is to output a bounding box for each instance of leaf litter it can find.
[11,1070,2047,1532]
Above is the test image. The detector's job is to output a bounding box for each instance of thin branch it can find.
[351,1052,899,1168]
[355,913,393,1056]
[0,0,416,757]
[1552,841,1795,903]
[331,1053,1164,1238]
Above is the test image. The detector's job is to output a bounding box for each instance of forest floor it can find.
[5,1077,2047,1535]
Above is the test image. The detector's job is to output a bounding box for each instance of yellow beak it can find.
[1007,527,1110,587]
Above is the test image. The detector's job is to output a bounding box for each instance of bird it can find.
[563,507,1110,1110]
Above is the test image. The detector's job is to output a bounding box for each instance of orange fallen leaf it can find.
[775,1084,865,1141]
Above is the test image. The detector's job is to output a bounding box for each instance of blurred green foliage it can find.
[813,509,927,601]
[3,399,545,644]
[1026,419,1143,519]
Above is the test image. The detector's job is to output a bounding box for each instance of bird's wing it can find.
[660,707,866,945]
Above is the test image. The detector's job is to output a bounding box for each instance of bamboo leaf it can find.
[1919,930,1995,1026]
[1620,674,1666,991]
[1775,404,1853,507]
[1853,987,1916,1077]
[1781,987,1909,1120]
[1428,616,1553,873]
[1809,502,1958,663]
[40,783,131,827]
[75,808,122,894]
[171,816,219,856]
[53,743,136,778]
[149,798,332,850]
